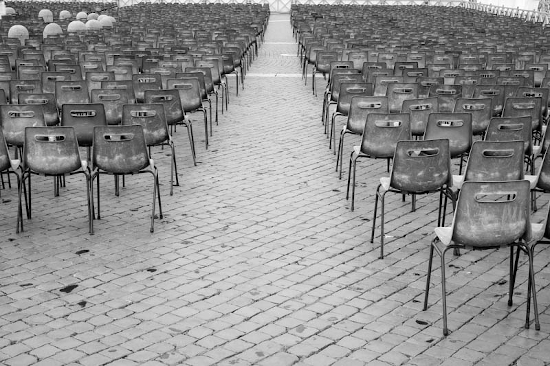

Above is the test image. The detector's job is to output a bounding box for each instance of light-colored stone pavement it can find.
[1,12,550,366]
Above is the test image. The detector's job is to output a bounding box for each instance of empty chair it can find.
[144,88,196,166]
[167,77,208,150]
[55,80,89,109]
[473,84,506,117]
[90,125,162,233]
[1,104,45,156]
[429,84,462,112]
[503,97,543,136]
[386,82,419,113]
[453,97,492,136]
[336,96,389,178]
[424,180,535,336]
[61,103,107,160]
[0,128,22,232]
[122,104,178,195]
[91,89,131,126]
[371,139,453,258]
[402,97,439,138]
[86,71,115,95]
[20,126,91,233]
[9,80,41,104]
[424,112,472,173]
[132,73,162,104]
[18,93,58,126]
[346,112,411,211]
[329,82,373,150]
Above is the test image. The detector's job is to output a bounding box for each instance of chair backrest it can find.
[41,71,72,94]
[330,73,363,101]
[503,97,542,133]
[390,139,451,193]
[453,97,493,135]
[336,82,374,115]
[55,80,89,109]
[53,64,83,80]
[451,180,530,248]
[166,77,202,112]
[401,97,439,137]
[386,82,419,113]
[345,96,389,134]
[92,125,149,174]
[473,84,506,116]
[86,71,115,95]
[515,87,549,119]
[23,126,82,175]
[9,79,42,104]
[417,76,443,98]
[424,112,472,158]
[61,103,106,147]
[18,93,58,126]
[122,103,169,146]
[106,64,134,81]
[373,75,403,96]
[485,116,532,156]
[360,112,410,157]
[429,84,462,112]
[132,73,162,103]
[463,140,525,183]
[144,89,184,125]
[91,89,131,125]
[0,104,45,147]
[185,67,214,93]
[0,128,11,172]
[536,149,550,192]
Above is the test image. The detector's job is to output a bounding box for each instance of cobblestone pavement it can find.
[1,12,550,366]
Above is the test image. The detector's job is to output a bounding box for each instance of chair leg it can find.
[16,174,23,233]
[203,109,209,149]
[440,247,450,336]
[379,190,386,259]
[150,170,157,233]
[350,157,358,212]
[423,241,435,311]
[527,245,540,330]
[346,153,353,200]
[185,121,196,167]
[371,187,380,244]
[336,130,345,178]
[509,246,517,306]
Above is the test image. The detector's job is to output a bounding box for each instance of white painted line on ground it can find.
[264,42,296,45]
[280,54,298,57]
[246,73,302,78]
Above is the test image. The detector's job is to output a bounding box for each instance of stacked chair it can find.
[0,1,269,234]
[292,3,550,336]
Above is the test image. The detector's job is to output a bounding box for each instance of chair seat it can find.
[434,226,453,246]
[530,222,545,243]
[452,174,537,190]
[380,176,391,192]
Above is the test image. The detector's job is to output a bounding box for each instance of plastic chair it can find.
[346,112,411,211]
[371,139,453,258]
[323,71,362,126]
[122,104,178,196]
[473,85,506,117]
[329,82,374,150]
[167,77,208,150]
[85,71,115,95]
[453,97,492,137]
[60,103,107,160]
[55,80,89,110]
[41,71,72,94]
[18,93,58,126]
[91,89,131,126]
[312,51,338,96]
[90,125,162,234]
[0,128,23,233]
[503,97,543,137]
[336,96,389,179]
[386,82,419,114]
[21,126,91,233]
[1,104,45,157]
[429,84,462,112]
[402,97,439,138]
[423,180,535,336]
[9,80,42,105]
[144,88,196,166]
[185,67,219,126]
[424,112,472,174]
[132,73,162,104]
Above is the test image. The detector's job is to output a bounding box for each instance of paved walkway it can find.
[1,12,550,366]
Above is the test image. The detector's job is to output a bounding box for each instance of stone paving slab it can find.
[1,11,550,366]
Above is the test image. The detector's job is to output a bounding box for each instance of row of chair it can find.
[293,4,550,337]
[0,2,269,235]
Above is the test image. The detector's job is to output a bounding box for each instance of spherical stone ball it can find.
[43,22,63,39]
[67,20,86,33]
[7,25,29,45]
[87,12,99,20]
[98,17,113,28]
[76,11,87,21]
[5,7,16,15]
[59,10,71,20]
[85,19,102,31]
[38,9,53,23]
